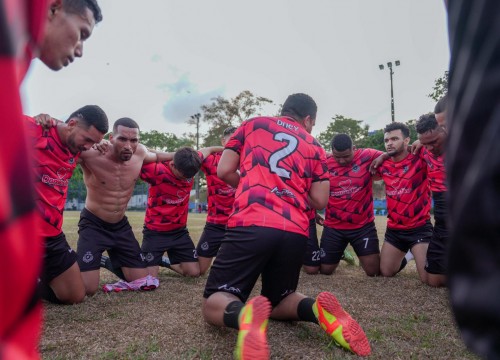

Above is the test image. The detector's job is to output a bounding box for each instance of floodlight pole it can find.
[190,113,201,209]
[389,66,395,122]
[379,60,400,122]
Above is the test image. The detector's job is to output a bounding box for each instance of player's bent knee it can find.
[426,274,446,288]
[302,266,320,275]
[379,268,397,277]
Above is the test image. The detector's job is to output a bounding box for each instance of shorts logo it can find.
[193,250,198,259]
[201,242,209,251]
[218,284,241,293]
[82,251,94,263]
[320,248,326,258]
[145,252,154,262]
[140,253,146,261]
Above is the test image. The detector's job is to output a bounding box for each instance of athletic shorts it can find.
[204,226,307,307]
[43,232,77,283]
[384,221,433,253]
[432,191,448,237]
[196,222,227,258]
[425,229,448,275]
[77,208,146,272]
[142,227,197,265]
[320,221,380,264]
[303,218,321,266]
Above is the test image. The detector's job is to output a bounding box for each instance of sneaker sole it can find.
[235,296,271,360]
[317,292,371,357]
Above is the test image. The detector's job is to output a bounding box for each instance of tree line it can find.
[66,71,448,203]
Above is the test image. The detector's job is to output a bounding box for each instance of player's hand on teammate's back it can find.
[92,139,111,154]
[34,113,58,129]
[369,155,385,175]
[411,140,422,155]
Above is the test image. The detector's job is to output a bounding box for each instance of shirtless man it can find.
[76,117,172,294]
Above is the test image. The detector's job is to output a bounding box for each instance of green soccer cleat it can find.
[234,295,271,360]
[313,292,371,357]
[341,250,356,266]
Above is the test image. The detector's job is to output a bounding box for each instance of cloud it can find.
[160,74,225,124]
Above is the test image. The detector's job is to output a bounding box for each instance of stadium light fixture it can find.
[379,60,401,122]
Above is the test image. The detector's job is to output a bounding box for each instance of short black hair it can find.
[281,93,317,121]
[67,105,108,134]
[223,126,237,137]
[434,94,447,114]
[331,134,353,152]
[63,0,103,23]
[416,113,439,134]
[384,122,410,138]
[174,147,202,179]
[113,117,139,133]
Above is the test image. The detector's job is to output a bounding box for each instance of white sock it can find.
[405,251,414,261]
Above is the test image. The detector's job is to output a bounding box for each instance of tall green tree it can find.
[358,129,385,151]
[197,90,273,147]
[140,130,193,151]
[317,115,369,150]
[428,71,448,102]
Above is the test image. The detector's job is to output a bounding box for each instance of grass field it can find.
[41,211,476,360]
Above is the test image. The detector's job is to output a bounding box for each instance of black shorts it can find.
[432,191,448,237]
[384,221,433,253]
[77,208,146,272]
[320,221,380,264]
[204,226,307,307]
[425,230,448,275]
[43,232,77,283]
[142,227,197,265]
[303,219,321,266]
[196,222,227,258]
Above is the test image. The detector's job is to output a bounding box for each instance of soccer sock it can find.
[101,255,125,279]
[405,251,414,261]
[297,297,318,324]
[223,300,245,330]
[160,256,171,269]
[398,258,408,273]
[40,283,64,304]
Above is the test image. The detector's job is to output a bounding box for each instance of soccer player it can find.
[30,106,108,304]
[374,122,432,282]
[1,0,101,357]
[415,113,448,287]
[140,145,223,277]
[316,134,383,277]
[76,118,172,294]
[196,127,237,275]
[202,93,371,358]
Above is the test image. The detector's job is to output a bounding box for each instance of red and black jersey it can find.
[141,156,201,231]
[225,116,328,236]
[421,149,447,192]
[377,153,431,230]
[324,148,383,229]
[201,152,236,224]
[26,116,80,237]
[1,1,48,358]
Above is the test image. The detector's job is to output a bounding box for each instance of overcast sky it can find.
[22,0,449,139]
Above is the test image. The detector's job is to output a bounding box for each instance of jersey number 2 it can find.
[268,132,298,179]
